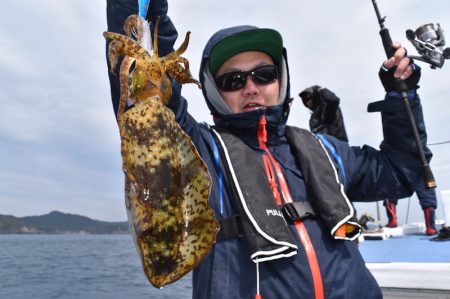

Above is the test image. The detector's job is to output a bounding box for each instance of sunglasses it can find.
[215,65,279,92]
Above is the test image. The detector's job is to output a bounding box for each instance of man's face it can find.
[215,51,280,114]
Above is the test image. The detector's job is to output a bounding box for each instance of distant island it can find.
[0,211,129,234]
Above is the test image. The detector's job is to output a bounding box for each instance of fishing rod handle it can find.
[379,28,410,91]
[422,163,437,188]
[380,28,395,58]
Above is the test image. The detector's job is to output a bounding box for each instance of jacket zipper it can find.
[257,115,325,299]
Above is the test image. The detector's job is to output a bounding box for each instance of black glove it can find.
[317,88,339,105]
[299,85,320,107]
[379,63,421,92]
[147,0,178,58]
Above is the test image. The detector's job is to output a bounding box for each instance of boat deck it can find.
[359,233,450,298]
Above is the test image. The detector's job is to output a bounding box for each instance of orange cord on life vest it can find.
[256,115,325,299]
[258,116,282,205]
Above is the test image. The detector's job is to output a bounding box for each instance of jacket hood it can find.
[199,25,293,127]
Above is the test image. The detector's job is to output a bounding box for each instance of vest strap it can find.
[217,202,316,241]
[217,215,244,241]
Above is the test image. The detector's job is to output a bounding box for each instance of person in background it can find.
[106,0,432,298]
[300,85,438,236]
[299,85,362,238]
[299,85,348,142]
[384,181,438,235]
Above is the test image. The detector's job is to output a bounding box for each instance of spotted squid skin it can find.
[122,99,216,287]
[104,15,218,288]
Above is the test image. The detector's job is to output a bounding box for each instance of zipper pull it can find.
[258,115,268,146]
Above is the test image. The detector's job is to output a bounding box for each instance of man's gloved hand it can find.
[317,87,340,105]
[378,42,421,92]
[299,85,339,108]
[146,0,178,57]
[379,63,421,92]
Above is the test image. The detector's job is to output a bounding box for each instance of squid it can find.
[104,15,218,288]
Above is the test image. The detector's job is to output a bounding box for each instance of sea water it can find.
[0,234,192,299]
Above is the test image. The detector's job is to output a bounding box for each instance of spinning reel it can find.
[406,23,450,69]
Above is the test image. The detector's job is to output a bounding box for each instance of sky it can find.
[1,0,450,224]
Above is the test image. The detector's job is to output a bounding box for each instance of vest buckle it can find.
[282,202,315,223]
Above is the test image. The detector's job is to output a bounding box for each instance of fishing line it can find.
[427,140,450,146]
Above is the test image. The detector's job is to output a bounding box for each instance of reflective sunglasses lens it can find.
[216,71,246,91]
[251,65,278,84]
[215,65,278,92]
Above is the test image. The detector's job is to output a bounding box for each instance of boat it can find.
[358,190,450,298]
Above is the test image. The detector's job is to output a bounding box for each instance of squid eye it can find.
[177,61,186,71]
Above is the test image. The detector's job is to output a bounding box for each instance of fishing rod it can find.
[370,0,450,189]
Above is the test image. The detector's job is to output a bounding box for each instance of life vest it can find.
[211,126,361,262]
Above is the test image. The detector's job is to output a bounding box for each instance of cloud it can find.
[1,0,449,223]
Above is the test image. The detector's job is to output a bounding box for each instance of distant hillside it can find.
[0,211,129,234]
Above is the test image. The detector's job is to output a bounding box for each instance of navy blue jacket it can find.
[106,1,432,298]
